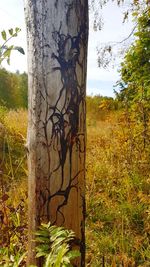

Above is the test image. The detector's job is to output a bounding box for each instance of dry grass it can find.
[4,109,27,139]
[0,107,150,266]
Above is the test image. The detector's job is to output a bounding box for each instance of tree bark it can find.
[24,0,88,266]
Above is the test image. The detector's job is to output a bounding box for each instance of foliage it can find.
[35,222,80,267]
[0,220,80,267]
[87,95,119,124]
[86,110,150,266]
[0,108,27,189]
[0,28,27,109]
[93,0,150,70]
[116,8,150,151]
[0,108,28,266]
[0,3,149,267]
[0,248,26,267]
[0,98,149,266]
[86,15,150,259]
[0,178,27,267]
[116,8,150,103]
[0,69,28,108]
[0,28,25,65]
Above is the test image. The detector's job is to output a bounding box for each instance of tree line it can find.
[0,68,28,109]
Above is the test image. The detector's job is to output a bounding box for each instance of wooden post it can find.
[24,0,88,266]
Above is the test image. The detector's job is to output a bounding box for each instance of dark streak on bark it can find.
[54,0,59,9]
[65,2,74,25]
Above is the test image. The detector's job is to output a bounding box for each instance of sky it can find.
[0,0,134,97]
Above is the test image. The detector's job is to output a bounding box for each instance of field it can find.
[86,108,150,266]
[0,101,150,266]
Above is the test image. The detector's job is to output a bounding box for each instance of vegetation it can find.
[86,100,150,266]
[0,69,28,108]
[85,8,150,266]
[0,91,149,266]
[115,8,150,152]
[0,28,27,109]
[0,215,80,267]
[34,222,80,267]
[0,4,150,266]
[0,28,25,65]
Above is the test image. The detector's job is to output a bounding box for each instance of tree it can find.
[0,68,14,108]
[91,0,150,69]
[24,1,88,266]
[17,72,28,108]
[118,9,150,99]
[0,28,26,109]
[116,7,150,149]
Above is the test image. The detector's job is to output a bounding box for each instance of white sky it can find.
[0,0,133,97]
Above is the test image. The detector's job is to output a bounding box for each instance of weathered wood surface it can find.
[24,0,88,266]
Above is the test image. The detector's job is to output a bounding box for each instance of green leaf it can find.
[8,28,13,36]
[35,236,50,243]
[15,27,21,33]
[66,250,81,260]
[36,251,47,258]
[3,46,12,59]
[7,57,10,65]
[14,46,25,55]
[1,30,7,41]
[44,253,52,267]
[36,244,50,252]
[54,245,69,267]
[35,222,80,267]
[51,237,67,248]
[35,230,50,237]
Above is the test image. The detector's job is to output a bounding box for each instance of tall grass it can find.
[86,107,150,266]
[0,101,149,266]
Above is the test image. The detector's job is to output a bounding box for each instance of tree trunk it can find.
[24,0,88,266]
